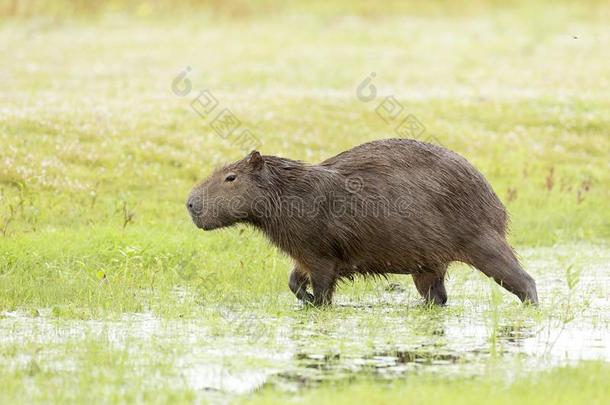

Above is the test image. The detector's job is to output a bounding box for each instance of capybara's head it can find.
[187,151,266,230]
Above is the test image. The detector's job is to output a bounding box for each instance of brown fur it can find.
[187,139,538,306]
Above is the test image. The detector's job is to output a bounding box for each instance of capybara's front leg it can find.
[310,270,337,307]
[289,266,314,304]
[412,264,448,305]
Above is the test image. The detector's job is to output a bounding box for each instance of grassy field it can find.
[1,0,609,403]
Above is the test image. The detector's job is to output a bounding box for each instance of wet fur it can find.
[188,139,538,306]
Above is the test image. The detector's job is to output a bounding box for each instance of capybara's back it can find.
[319,139,509,265]
[187,138,538,307]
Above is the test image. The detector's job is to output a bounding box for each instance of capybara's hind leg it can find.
[468,233,538,304]
[412,264,448,305]
[289,266,314,304]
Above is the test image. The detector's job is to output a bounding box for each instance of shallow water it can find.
[1,243,609,398]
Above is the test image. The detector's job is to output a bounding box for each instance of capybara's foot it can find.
[412,268,448,306]
[517,275,539,305]
[427,288,448,306]
[289,267,314,304]
[310,270,336,307]
[311,295,332,307]
[300,291,315,305]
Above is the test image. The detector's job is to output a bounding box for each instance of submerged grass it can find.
[248,362,610,405]
[0,338,197,404]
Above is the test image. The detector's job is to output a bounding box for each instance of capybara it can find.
[187,139,538,306]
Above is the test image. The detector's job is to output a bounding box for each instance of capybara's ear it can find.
[247,150,264,170]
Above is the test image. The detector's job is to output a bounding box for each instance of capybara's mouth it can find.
[201,223,221,231]
[189,215,205,230]
[190,216,222,231]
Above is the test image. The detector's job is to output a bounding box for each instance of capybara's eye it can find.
[225,174,237,182]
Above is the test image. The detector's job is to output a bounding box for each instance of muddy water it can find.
[1,244,609,397]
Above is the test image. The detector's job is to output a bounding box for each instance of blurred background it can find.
[4,0,605,18]
[1,0,608,243]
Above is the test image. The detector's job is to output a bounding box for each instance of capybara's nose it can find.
[186,195,202,216]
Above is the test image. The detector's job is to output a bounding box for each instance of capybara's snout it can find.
[186,189,205,228]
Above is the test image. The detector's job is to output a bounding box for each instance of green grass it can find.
[1,0,609,403]
[0,338,197,404]
[247,361,610,405]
